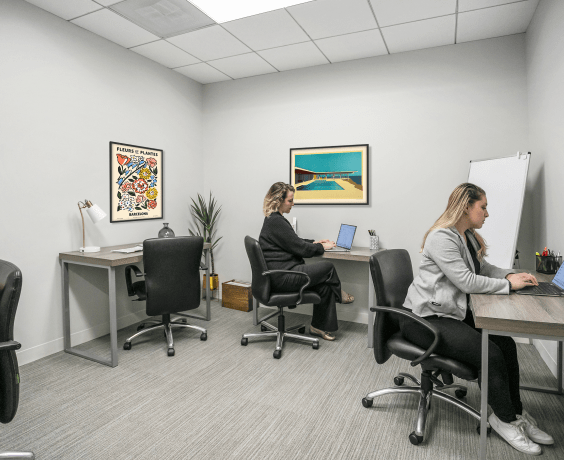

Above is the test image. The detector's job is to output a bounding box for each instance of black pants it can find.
[399,309,522,423]
[271,261,342,332]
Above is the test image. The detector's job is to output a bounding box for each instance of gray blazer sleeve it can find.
[426,229,510,295]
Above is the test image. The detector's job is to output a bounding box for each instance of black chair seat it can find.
[387,332,478,381]
[265,291,321,307]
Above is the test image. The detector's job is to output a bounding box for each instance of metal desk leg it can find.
[480,329,490,460]
[61,261,71,350]
[205,247,211,320]
[368,265,375,348]
[108,266,118,367]
[558,341,563,394]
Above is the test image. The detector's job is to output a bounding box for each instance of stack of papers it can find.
[111,245,143,254]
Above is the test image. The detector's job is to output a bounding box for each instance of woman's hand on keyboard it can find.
[506,273,539,290]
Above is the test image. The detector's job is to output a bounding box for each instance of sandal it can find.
[309,325,336,341]
[341,289,354,304]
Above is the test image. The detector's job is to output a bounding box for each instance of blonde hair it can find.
[263,182,295,217]
[421,183,488,260]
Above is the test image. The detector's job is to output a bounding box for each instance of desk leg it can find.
[205,247,211,320]
[559,341,563,394]
[61,261,71,350]
[108,267,118,368]
[480,329,490,460]
[368,265,375,348]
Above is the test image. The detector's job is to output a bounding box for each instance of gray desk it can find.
[59,242,211,367]
[471,272,564,459]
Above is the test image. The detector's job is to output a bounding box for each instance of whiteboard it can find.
[467,153,530,269]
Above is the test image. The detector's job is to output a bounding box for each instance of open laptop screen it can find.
[336,224,356,250]
[553,264,564,290]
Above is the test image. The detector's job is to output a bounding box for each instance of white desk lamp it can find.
[78,200,107,252]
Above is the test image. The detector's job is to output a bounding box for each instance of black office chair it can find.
[241,236,320,359]
[362,249,487,445]
[123,237,208,357]
[0,260,35,459]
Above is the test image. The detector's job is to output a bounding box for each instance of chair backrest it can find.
[0,259,22,424]
[369,250,414,365]
[143,236,204,317]
[244,236,271,305]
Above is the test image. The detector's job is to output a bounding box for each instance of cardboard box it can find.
[222,279,253,312]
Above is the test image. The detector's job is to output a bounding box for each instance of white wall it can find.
[526,0,564,378]
[203,35,530,324]
[0,0,204,364]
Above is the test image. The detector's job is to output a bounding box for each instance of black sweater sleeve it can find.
[259,212,324,269]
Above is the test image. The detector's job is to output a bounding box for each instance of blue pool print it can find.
[297,180,344,191]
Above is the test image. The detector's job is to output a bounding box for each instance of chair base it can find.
[241,307,319,359]
[0,452,35,459]
[124,315,207,356]
[362,371,486,445]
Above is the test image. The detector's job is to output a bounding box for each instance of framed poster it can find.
[110,142,163,223]
[290,144,369,205]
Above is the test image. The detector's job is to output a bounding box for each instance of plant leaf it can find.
[128,192,135,196]
[117,191,122,199]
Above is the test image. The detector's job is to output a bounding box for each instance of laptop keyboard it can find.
[521,282,564,296]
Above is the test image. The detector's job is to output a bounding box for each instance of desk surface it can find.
[59,242,211,267]
[320,246,383,262]
[471,273,564,337]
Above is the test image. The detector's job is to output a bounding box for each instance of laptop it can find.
[516,263,564,296]
[326,224,357,252]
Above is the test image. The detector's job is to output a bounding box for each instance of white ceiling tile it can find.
[287,0,377,40]
[71,9,159,48]
[382,15,455,54]
[25,0,101,20]
[258,41,329,71]
[174,63,232,84]
[167,25,251,61]
[457,1,539,43]
[222,9,310,51]
[315,29,387,63]
[131,40,200,68]
[458,0,533,13]
[95,0,123,6]
[208,53,278,79]
[369,0,456,27]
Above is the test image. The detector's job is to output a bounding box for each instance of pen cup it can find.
[536,255,557,274]
[370,235,379,251]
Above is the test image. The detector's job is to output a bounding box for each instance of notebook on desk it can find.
[516,264,564,296]
[325,224,357,252]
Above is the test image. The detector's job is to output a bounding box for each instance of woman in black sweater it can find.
[259,182,350,341]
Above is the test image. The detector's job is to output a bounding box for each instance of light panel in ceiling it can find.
[191,0,312,23]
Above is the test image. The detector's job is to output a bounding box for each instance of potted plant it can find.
[189,192,222,298]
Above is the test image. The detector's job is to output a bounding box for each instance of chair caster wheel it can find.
[123,342,131,350]
[136,324,145,331]
[167,348,175,357]
[312,341,319,350]
[298,326,306,333]
[273,350,281,359]
[476,424,491,436]
[362,398,373,408]
[455,389,467,399]
[241,338,248,346]
[261,325,268,332]
[200,333,207,341]
[409,432,423,445]
[394,376,405,386]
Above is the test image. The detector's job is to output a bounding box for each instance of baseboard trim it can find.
[17,309,148,366]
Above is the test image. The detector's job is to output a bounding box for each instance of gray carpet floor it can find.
[2,301,564,459]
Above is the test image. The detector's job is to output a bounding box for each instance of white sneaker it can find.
[518,410,555,445]
[488,413,542,456]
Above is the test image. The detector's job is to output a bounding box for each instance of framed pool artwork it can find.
[109,141,163,223]
[290,144,369,205]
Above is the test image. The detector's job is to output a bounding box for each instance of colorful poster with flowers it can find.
[110,142,163,222]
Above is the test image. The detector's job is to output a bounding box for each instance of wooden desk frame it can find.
[59,242,211,368]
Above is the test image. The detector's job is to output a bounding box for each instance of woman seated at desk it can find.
[259,182,354,341]
[401,182,553,456]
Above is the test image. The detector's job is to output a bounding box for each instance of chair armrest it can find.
[0,340,21,351]
[370,305,440,367]
[125,265,144,297]
[262,270,311,305]
[199,262,208,271]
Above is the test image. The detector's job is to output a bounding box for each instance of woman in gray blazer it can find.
[402,183,552,456]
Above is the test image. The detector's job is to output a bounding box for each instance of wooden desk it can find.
[322,246,384,348]
[471,273,564,459]
[59,242,211,367]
